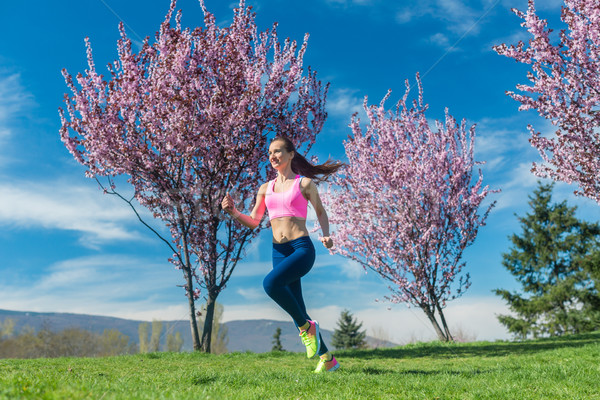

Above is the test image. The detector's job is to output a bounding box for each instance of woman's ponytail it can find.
[273,136,344,183]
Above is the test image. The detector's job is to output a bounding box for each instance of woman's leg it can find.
[263,236,332,361]
[263,237,315,327]
[287,279,329,356]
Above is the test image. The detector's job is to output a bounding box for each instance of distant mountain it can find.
[0,309,397,353]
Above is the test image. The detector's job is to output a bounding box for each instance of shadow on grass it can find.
[340,331,600,360]
[344,365,495,376]
[400,368,492,376]
[191,374,218,385]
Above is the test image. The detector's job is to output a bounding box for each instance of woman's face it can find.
[268,140,294,170]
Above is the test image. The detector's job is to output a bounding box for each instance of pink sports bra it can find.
[264,175,308,220]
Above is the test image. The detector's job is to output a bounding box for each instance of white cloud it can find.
[437,0,480,33]
[0,180,147,245]
[230,261,271,277]
[236,287,266,301]
[487,28,531,55]
[396,0,498,38]
[354,296,512,343]
[474,114,540,173]
[428,32,450,47]
[0,71,151,247]
[0,71,34,166]
[240,296,512,343]
[395,0,433,23]
[492,162,542,211]
[0,72,33,133]
[120,304,190,322]
[472,114,599,216]
[326,88,366,120]
[0,254,187,321]
[240,233,266,261]
[337,259,366,279]
[222,302,290,322]
[324,0,373,6]
[0,252,514,343]
[395,9,411,24]
[542,177,599,218]
[475,124,520,158]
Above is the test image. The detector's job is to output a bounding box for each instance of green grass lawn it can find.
[1,332,599,399]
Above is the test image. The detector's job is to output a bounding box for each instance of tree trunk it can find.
[184,265,202,351]
[178,207,202,351]
[421,306,449,341]
[200,217,221,353]
[435,303,454,342]
[201,292,217,353]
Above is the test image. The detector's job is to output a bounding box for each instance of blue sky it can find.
[0,0,597,344]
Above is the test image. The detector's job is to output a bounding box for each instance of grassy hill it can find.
[1,332,598,399]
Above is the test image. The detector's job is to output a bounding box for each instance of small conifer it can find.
[331,309,367,349]
[271,327,284,352]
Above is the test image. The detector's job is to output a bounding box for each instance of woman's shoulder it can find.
[298,177,317,196]
[300,176,319,189]
[258,181,270,195]
[299,176,314,186]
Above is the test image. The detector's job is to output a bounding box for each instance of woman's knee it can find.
[262,274,278,297]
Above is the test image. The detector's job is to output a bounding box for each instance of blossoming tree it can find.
[59,0,328,352]
[325,75,496,341]
[494,0,600,204]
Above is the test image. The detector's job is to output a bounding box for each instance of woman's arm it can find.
[221,183,267,230]
[303,178,333,248]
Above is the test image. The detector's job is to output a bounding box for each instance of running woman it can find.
[221,136,343,373]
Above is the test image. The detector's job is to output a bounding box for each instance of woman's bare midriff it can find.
[271,217,309,244]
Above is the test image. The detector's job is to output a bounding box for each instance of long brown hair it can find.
[272,136,344,183]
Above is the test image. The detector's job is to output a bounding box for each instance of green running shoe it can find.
[314,354,340,373]
[299,320,320,358]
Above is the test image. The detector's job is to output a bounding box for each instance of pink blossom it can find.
[323,74,497,341]
[59,0,328,351]
[495,0,600,204]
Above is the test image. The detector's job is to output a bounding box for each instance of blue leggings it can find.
[263,236,328,355]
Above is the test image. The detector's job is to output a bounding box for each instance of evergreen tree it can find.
[494,182,600,339]
[331,309,367,349]
[271,327,284,352]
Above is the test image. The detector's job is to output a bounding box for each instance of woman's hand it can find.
[221,192,239,217]
[320,236,333,249]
